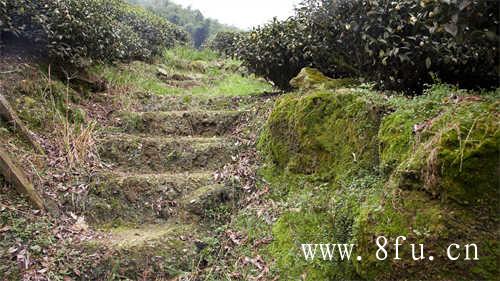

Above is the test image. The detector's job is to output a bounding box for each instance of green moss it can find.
[289,67,359,91]
[378,94,444,174]
[256,84,499,280]
[253,167,381,280]
[388,99,499,206]
[271,211,337,279]
[353,190,445,279]
[429,102,499,205]
[259,89,385,179]
[353,186,498,280]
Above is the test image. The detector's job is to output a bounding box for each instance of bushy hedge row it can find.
[219,0,499,92]
[0,0,189,64]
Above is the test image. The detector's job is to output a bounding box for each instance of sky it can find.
[170,0,302,30]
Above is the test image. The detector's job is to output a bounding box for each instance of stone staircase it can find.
[83,94,257,278]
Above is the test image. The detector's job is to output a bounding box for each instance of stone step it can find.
[133,92,262,111]
[111,110,243,137]
[98,134,241,173]
[181,184,236,218]
[85,171,216,226]
[85,221,206,279]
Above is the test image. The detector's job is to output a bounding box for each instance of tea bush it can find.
[235,0,499,93]
[301,0,500,92]
[0,0,189,64]
[207,31,244,58]
[237,18,311,89]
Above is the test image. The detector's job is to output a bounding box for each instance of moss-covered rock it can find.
[256,85,499,280]
[404,102,498,205]
[378,86,500,206]
[354,186,498,281]
[289,67,358,91]
[258,89,386,179]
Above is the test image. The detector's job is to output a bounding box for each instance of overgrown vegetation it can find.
[0,0,189,64]
[213,0,499,92]
[209,84,499,280]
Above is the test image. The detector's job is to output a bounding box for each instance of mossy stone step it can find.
[181,184,235,217]
[134,92,262,111]
[85,222,207,279]
[85,171,216,226]
[98,134,241,173]
[112,110,244,137]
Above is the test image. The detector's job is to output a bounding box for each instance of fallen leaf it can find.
[72,216,88,232]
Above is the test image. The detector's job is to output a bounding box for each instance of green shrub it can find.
[237,0,499,93]
[0,0,189,64]
[118,4,190,57]
[237,18,311,89]
[207,31,244,58]
[301,0,500,92]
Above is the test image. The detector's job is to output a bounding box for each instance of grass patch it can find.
[163,46,219,63]
[190,73,273,97]
[92,47,273,98]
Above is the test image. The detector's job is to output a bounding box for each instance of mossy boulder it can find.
[289,67,358,91]
[354,186,498,281]
[378,87,500,206]
[258,89,386,179]
[257,85,499,280]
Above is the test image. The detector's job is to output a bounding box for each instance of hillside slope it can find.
[0,48,275,280]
